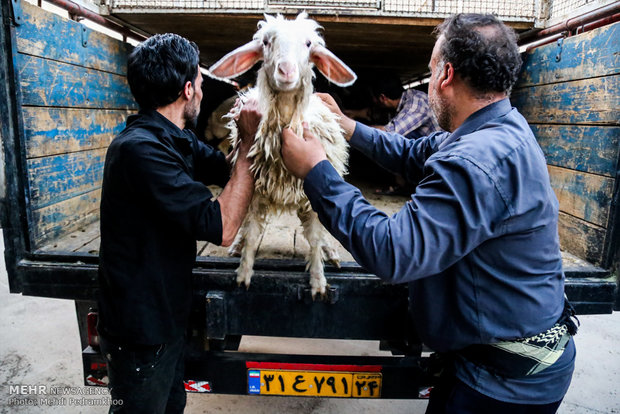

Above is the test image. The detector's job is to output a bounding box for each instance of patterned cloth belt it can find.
[460,298,579,378]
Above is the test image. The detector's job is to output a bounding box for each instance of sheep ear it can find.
[310,45,357,87]
[209,41,263,79]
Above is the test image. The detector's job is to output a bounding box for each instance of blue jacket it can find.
[303,99,574,403]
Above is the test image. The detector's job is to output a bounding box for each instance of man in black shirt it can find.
[98,33,257,413]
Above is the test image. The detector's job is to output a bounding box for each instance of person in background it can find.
[281,13,577,414]
[348,72,441,195]
[97,33,259,413]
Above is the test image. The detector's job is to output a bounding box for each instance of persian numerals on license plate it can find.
[248,369,382,398]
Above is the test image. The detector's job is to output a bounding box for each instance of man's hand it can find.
[315,92,356,141]
[281,123,327,179]
[235,98,261,156]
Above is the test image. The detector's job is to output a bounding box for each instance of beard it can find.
[183,96,200,130]
[429,88,453,132]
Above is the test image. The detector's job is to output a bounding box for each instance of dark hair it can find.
[370,72,404,100]
[127,33,200,109]
[434,14,521,95]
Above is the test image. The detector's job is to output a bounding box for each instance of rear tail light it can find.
[87,311,100,348]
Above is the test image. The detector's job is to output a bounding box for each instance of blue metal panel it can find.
[531,125,620,177]
[512,75,620,125]
[15,1,132,75]
[517,22,620,87]
[31,190,100,245]
[27,149,105,210]
[17,53,136,109]
[22,107,130,158]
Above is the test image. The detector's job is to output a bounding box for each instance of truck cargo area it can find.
[2,0,619,398]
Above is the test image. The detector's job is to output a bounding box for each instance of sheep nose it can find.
[277,61,297,81]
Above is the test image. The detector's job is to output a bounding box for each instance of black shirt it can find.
[98,109,229,345]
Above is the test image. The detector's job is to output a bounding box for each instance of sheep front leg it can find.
[298,207,328,299]
[236,198,267,289]
[228,231,245,257]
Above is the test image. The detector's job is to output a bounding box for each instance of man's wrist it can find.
[342,118,356,141]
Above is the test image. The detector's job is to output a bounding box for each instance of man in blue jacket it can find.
[281,14,576,414]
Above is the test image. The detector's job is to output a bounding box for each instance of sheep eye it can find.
[306,40,312,48]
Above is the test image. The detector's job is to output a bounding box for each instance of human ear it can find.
[440,62,454,89]
[183,81,193,100]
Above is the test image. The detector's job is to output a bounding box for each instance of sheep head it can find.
[209,13,357,92]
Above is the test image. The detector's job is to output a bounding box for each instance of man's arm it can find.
[316,93,442,183]
[121,101,258,246]
[281,126,503,283]
[215,100,259,246]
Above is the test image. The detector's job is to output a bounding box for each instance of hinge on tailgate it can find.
[81,25,88,47]
[10,0,22,26]
[205,291,227,340]
[555,36,564,62]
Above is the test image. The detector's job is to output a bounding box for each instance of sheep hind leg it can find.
[298,207,328,299]
[235,200,267,289]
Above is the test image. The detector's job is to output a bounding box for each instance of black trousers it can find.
[100,334,187,414]
[426,366,563,414]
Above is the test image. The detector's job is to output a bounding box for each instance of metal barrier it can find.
[106,0,539,22]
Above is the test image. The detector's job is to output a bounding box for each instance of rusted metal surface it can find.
[46,0,145,40]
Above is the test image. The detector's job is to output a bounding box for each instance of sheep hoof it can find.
[235,270,252,290]
[329,258,341,268]
[309,277,327,300]
[322,245,341,268]
[236,279,251,290]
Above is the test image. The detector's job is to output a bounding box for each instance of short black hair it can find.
[434,14,521,95]
[127,33,200,110]
[370,72,404,100]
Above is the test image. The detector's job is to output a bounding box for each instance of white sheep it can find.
[209,13,356,298]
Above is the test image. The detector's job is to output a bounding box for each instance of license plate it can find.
[248,369,382,398]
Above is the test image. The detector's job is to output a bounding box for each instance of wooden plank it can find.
[27,148,105,210]
[293,225,354,263]
[512,75,620,125]
[37,220,100,253]
[16,53,137,109]
[23,107,132,158]
[531,124,620,177]
[517,21,620,87]
[561,250,606,275]
[548,165,614,227]
[197,241,208,255]
[32,189,101,248]
[257,215,295,259]
[201,243,233,257]
[558,211,606,266]
[16,2,132,75]
[77,236,101,255]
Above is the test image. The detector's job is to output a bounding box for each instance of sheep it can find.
[209,12,356,298]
